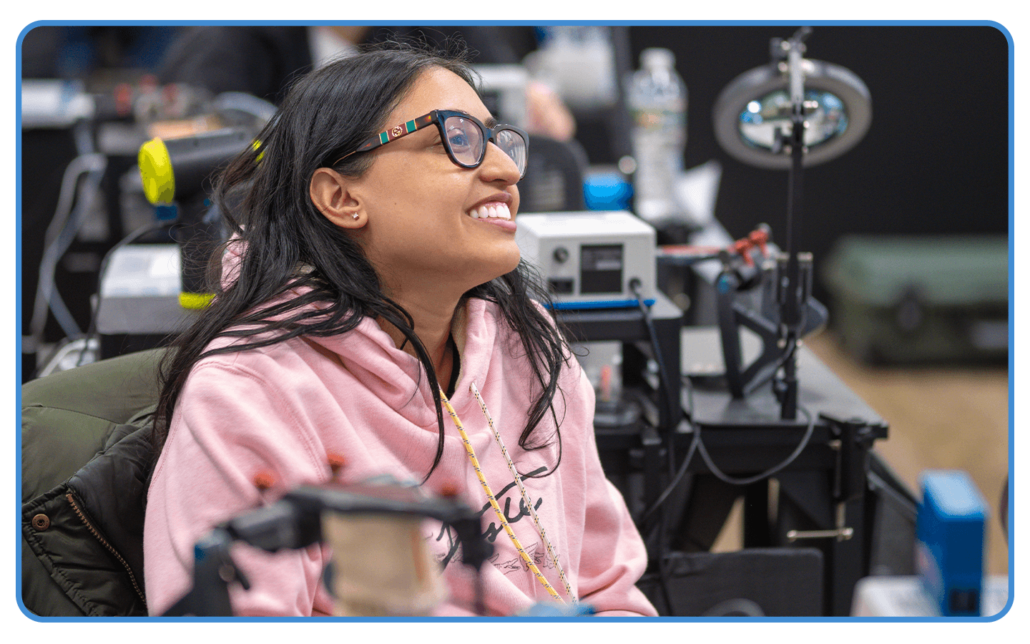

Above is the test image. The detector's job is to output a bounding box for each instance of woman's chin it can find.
[466,251,522,289]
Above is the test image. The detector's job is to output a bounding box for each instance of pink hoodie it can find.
[143,295,657,617]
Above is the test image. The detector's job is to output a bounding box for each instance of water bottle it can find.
[626,48,687,223]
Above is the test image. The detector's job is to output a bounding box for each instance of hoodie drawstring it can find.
[439,385,576,605]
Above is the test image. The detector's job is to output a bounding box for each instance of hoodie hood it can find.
[303,297,504,428]
[217,236,512,427]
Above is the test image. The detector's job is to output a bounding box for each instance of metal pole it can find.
[780,27,810,420]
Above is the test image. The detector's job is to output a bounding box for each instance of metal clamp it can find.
[785,414,875,543]
[786,527,854,542]
[786,501,854,542]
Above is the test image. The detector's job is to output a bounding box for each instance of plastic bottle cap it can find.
[139,138,175,205]
[641,48,675,70]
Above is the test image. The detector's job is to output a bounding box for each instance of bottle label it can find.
[631,107,686,131]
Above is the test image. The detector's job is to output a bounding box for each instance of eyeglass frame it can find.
[328,109,529,179]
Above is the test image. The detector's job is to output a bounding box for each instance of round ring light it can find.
[713,59,872,170]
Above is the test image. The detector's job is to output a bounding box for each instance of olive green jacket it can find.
[21,350,164,617]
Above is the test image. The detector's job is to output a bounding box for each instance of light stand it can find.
[778,26,811,420]
[710,27,872,420]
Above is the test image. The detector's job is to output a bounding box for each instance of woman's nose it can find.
[480,141,523,185]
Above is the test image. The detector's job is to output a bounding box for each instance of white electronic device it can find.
[515,211,657,309]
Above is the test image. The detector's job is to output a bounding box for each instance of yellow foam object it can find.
[139,138,176,205]
[179,292,215,310]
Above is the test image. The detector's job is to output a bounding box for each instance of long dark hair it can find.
[154,42,573,481]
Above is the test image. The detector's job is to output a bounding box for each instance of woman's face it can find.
[348,67,523,298]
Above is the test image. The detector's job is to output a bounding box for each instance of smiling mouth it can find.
[468,203,512,221]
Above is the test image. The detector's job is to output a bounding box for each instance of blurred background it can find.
[18,24,1009,609]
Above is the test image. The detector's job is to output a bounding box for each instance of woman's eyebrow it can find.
[448,109,497,128]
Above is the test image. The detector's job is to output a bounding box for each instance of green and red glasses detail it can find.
[330,109,529,179]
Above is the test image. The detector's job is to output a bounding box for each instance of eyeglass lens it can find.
[443,115,526,175]
[494,129,527,175]
[443,116,484,166]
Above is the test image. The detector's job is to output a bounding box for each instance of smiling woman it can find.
[309,68,527,334]
[142,42,657,618]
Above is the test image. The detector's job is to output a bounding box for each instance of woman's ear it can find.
[310,168,366,228]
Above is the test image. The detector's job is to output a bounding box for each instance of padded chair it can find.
[519,135,590,213]
[21,349,165,616]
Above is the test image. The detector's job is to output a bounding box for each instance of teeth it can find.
[469,204,511,220]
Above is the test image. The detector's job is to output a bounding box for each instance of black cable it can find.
[628,280,677,450]
[694,400,816,487]
[629,281,701,522]
[681,327,814,488]
[628,280,684,614]
[641,409,699,522]
[628,284,674,489]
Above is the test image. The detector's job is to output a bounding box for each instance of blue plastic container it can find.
[916,470,988,616]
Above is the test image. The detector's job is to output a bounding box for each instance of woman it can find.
[143,43,656,617]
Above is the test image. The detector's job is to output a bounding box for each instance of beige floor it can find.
[711,331,1011,577]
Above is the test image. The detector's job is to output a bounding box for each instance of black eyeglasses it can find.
[330,109,529,179]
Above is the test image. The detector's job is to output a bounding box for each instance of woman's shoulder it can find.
[190,332,323,386]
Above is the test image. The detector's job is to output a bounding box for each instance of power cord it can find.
[641,419,698,522]
[629,280,692,615]
[628,280,675,439]
[640,372,815,519]
[628,278,815,616]
[694,388,816,487]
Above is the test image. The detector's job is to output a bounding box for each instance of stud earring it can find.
[351,213,360,220]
